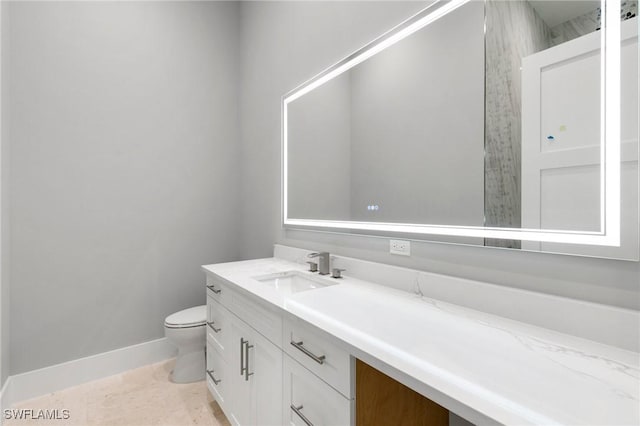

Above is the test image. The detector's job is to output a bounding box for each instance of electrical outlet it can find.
[390,239,410,256]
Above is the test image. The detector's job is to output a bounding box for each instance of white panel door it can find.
[521,17,638,259]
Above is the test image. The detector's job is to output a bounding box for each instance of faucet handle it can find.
[331,268,346,279]
[306,261,318,273]
[308,252,328,258]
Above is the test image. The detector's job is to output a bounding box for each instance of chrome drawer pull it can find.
[290,340,325,365]
[240,338,246,376]
[243,339,254,381]
[290,405,313,426]
[240,337,254,381]
[206,369,221,385]
[206,285,222,294]
[207,321,221,333]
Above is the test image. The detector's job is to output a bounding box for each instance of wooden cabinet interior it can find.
[356,359,449,426]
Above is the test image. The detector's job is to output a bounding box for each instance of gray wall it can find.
[0,0,8,386]
[238,1,640,311]
[5,1,241,374]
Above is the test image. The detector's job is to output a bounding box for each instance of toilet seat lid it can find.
[164,305,206,328]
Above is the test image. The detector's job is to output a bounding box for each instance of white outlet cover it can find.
[390,240,410,256]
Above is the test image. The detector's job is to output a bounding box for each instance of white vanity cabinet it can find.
[203,251,640,426]
[206,275,283,426]
[205,272,354,426]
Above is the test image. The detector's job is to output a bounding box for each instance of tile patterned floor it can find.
[5,359,231,426]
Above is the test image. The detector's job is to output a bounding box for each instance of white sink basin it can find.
[252,271,337,295]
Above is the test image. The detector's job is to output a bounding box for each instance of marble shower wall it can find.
[551,0,637,46]
[484,0,551,248]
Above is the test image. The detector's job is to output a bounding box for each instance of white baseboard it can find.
[1,338,175,410]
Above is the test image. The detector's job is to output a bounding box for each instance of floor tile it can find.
[5,359,231,426]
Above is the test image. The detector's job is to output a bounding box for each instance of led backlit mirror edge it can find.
[282,0,621,246]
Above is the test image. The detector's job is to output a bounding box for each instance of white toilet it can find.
[164,305,206,383]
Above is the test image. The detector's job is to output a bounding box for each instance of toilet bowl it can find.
[164,305,206,383]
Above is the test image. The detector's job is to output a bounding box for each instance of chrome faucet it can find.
[307,252,330,275]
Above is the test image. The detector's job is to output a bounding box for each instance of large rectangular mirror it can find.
[283,0,639,260]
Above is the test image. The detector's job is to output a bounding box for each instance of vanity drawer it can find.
[284,315,352,398]
[207,295,231,361]
[206,341,230,411]
[284,354,353,426]
[206,274,228,304]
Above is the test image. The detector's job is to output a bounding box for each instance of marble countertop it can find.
[202,257,639,426]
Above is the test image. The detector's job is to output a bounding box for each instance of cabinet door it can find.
[229,319,256,426]
[251,329,283,426]
[229,316,283,426]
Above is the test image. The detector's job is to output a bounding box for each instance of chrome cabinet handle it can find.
[207,321,221,333]
[290,340,325,365]
[290,405,314,426]
[240,338,246,376]
[244,339,254,381]
[206,285,222,294]
[206,369,221,385]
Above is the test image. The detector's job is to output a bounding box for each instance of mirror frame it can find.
[282,0,622,246]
